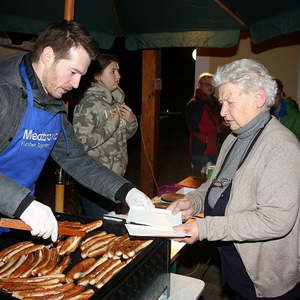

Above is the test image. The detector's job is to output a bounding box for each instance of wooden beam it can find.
[140,50,161,197]
[211,0,246,27]
[55,0,75,213]
[64,0,75,21]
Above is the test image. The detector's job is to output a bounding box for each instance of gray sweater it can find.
[187,116,300,297]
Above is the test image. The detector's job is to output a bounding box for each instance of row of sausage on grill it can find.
[0,220,152,300]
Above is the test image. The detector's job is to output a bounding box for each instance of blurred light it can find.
[192,49,197,60]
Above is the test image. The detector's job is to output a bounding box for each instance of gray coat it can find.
[188,117,300,297]
[0,54,133,218]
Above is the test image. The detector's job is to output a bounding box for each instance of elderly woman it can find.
[169,59,300,299]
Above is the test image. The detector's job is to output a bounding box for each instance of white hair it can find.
[213,59,277,107]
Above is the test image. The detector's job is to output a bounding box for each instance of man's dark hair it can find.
[274,78,286,96]
[32,20,99,62]
[274,78,283,91]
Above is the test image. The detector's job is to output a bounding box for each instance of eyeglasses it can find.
[211,177,231,188]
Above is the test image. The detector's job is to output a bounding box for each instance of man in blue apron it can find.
[0,21,153,242]
[169,59,300,298]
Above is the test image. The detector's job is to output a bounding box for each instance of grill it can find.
[0,213,170,299]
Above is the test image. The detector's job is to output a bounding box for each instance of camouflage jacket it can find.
[73,82,138,176]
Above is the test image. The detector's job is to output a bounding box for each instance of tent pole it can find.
[54,0,75,213]
[64,0,75,21]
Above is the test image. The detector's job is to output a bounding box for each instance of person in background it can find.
[185,72,222,175]
[0,20,153,242]
[73,54,138,217]
[169,59,300,299]
[271,78,300,141]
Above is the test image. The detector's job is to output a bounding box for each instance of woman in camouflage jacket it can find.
[73,54,138,215]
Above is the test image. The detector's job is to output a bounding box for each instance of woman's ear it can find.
[94,72,101,82]
[255,88,267,108]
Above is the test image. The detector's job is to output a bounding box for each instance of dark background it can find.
[100,37,196,115]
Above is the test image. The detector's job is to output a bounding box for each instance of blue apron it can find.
[0,60,61,204]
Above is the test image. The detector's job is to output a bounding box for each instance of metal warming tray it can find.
[0,213,171,300]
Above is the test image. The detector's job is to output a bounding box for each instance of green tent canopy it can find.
[0,0,300,50]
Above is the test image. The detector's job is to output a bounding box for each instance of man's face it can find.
[218,83,265,131]
[42,46,91,99]
[198,77,214,96]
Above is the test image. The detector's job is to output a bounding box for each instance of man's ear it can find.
[40,46,55,65]
[255,88,267,108]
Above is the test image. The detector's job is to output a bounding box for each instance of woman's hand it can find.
[167,198,195,221]
[172,220,199,244]
[118,104,135,122]
[106,108,120,128]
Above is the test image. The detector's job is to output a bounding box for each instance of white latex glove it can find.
[125,188,155,210]
[20,200,58,242]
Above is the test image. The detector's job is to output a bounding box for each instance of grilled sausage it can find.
[21,285,86,299]
[0,242,34,262]
[80,220,103,233]
[1,283,63,293]
[89,259,121,285]
[77,257,109,286]
[80,231,107,246]
[59,236,82,256]
[9,253,35,278]
[39,247,59,276]
[32,247,51,276]
[65,258,96,283]
[58,221,82,227]
[122,239,152,259]
[105,235,129,258]
[12,282,75,298]
[80,233,115,251]
[50,255,71,275]
[0,255,27,278]
[63,288,94,300]
[61,284,86,298]
[22,295,64,300]
[10,244,45,262]
[21,249,44,278]
[96,260,128,289]
[81,236,116,258]
[0,241,33,262]
[0,259,16,276]
[0,273,66,285]
[75,256,108,285]
[86,245,108,258]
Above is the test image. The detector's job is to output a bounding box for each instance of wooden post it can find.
[54,0,75,213]
[55,168,65,213]
[64,0,75,21]
[140,50,161,197]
